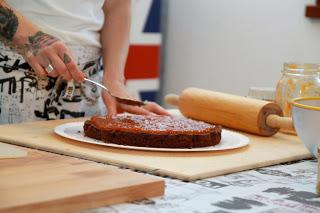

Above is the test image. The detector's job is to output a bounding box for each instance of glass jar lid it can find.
[283,62,320,75]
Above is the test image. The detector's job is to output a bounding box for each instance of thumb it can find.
[102,91,117,116]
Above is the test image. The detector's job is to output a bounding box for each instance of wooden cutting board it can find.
[0,143,164,213]
[0,118,312,181]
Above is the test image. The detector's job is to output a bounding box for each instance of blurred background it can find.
[126,0,320,105]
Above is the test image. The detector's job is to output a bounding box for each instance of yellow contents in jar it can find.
[276,63,320,117]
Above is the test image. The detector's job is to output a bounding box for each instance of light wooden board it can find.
[0,145,164,213]
[0,142,27,159]
[0,118,312,181]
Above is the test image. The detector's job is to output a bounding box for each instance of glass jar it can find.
[275,63,320,117]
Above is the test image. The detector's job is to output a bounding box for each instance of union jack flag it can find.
[125,0,161,102]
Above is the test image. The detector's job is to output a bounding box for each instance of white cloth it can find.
[7,0,105,47]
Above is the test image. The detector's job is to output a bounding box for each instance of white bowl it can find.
[291,97,320,157]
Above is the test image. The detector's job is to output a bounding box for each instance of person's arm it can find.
[0,1,84,81]
[101,0,169,115]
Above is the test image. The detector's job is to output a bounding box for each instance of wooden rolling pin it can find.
[165,88,294,136]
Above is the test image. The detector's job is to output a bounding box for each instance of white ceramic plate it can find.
[54,121,249,152]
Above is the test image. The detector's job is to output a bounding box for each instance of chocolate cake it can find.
[83,114,222,149]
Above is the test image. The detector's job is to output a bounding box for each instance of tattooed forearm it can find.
[26,31,58,56]
[0,3,25,55]
[0,3,60,58]
[0,4,18,41]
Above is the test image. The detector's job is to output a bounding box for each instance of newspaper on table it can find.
[84,160,320,213]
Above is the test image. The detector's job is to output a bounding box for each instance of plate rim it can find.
[54,121,250,152]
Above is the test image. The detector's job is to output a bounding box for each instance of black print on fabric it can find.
[0,50,102,122]
[33,59,101,120]
[18,72,37,103]
[0,76,15,94]
[60,109,85,119]
[83,61,99,77]
[0,52,31,73]
[82,60,95,71]
[0,53,34,103]
[62,83,82,102]
[34,98,59,120]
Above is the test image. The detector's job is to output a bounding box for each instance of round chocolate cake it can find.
[83,114,222,149]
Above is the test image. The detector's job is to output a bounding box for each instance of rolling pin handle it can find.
[164,94,180,106]
[266,114,295,132]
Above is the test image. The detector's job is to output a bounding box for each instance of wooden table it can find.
[0,144,164,213]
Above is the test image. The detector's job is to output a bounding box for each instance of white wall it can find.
[162,0,320,99]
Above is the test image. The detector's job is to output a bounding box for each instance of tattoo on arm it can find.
[0,4,18,41]
[0,4,25,55]
[26,31,58,56]
[63,53,71,64]
[0,3,60,59]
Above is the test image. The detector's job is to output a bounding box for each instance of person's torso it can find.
[7,0,105,47]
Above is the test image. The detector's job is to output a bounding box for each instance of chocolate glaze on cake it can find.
[83,114,222,149]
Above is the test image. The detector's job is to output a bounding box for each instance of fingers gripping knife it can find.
[41,62,146,107]
[165,88,294,136]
